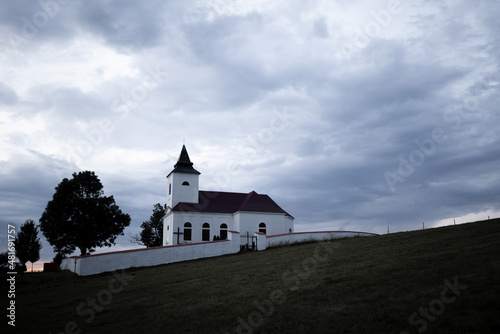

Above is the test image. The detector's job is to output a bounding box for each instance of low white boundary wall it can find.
[61,231,240,276]
[265,231,378,248]
[60,230,378,276]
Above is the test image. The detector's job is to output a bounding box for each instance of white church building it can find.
[163,145,294,247]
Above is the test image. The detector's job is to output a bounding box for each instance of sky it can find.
[1,0,499,269]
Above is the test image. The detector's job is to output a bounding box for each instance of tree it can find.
[130,203,165,247]
[53,253,64,267]
[40,171,131,257]
[0,251,8,265]
[13,219,42,272]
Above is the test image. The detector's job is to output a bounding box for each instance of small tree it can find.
[130,203,165,247]
[13,219,42,272]
[40,171,131,256]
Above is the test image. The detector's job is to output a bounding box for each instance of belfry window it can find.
[202,223,210,241]
[182,181,190,186]
[184,222,192,241]
[259,222,266,234]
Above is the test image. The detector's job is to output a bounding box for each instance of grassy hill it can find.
[7,218,500,333]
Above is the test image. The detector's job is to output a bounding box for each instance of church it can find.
[61,145,377,276]
[163,145,295,247]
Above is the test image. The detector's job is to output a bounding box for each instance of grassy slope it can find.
[8,218,500,334]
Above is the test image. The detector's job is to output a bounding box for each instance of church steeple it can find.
[169,145,200,175]
[166,145,200,211]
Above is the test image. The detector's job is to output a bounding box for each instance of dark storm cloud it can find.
[0,153,61,228]
[75,0,167,50]
[0,0,77,51]
[0,0,173,53]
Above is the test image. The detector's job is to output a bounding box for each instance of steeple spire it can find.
[169,145,200,175]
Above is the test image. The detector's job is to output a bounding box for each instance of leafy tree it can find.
[13,219,42,272]
[130,203,165,247]
[40,171,131,257]
[53,253,64,267]
[0,251,8,265]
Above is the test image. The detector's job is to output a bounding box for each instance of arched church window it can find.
[220,223,228,240]
[182,181,190,186]
[169,183,171,195]
[202,223,210,241]
[184,222,192,241]
[259,222,266,234]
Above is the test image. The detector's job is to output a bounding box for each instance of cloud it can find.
[75,0,167,51]
[0,82,18,105]
[0,0,77,52]
[313,17,330,39]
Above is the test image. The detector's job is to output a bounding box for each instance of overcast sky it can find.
[1,0,499,267]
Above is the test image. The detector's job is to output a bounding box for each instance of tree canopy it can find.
[0,251,8,265]
[40,171,131,256]
[131,203,165,247]
[13,219,42,272]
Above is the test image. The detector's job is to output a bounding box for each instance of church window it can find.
[220,223,228,240]
[202,223,210,241]
[259,222,267,234]
[169,183,171,195]
[182,181,190,186]
[184,222,192,241]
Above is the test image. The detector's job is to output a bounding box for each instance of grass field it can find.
[5,218,500,333]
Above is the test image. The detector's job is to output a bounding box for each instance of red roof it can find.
[172,190,294,218]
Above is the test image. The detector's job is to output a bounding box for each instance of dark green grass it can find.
[5,218,500,333]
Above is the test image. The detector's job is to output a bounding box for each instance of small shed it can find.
[43,263,58,272]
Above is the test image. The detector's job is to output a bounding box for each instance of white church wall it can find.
[237,212,288,237]
[170,212,233,244]
[266,231,378,248]
[233,213,241,234]
[209,214,233,239]
[163,214,174,246]
[198,215,214,241]
[285,216,294,233]
[61,231,241,276]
